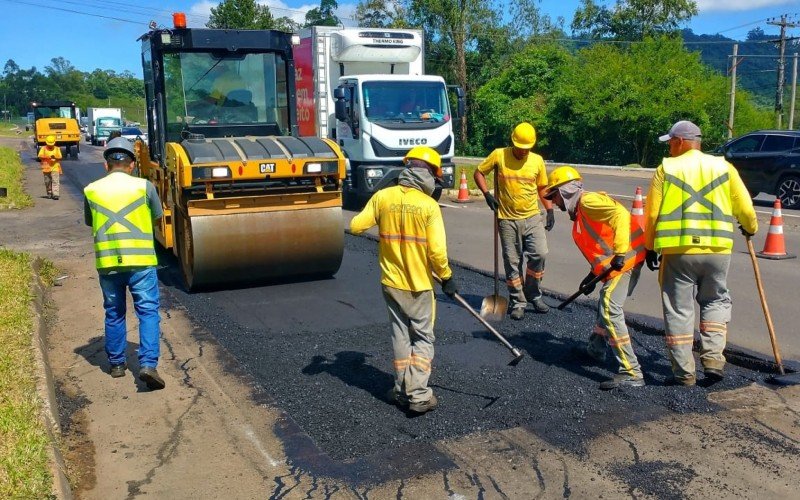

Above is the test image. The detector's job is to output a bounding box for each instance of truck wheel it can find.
[777,175,800,209]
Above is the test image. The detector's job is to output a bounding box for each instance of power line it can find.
[1,0,144,25]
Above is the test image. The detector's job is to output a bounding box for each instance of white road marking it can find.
[243,426,282,467]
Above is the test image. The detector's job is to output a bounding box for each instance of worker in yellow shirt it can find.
[38,135,62,199]
[544,166,647,390]
[474,122,554,320]
[645,121,758,386]
[350,146,456,414]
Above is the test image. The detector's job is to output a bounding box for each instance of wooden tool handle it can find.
[747,237,785,375]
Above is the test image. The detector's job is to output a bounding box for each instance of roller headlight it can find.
[192,166,232,180]
[304,161,339,174]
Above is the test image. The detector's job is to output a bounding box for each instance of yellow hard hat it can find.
[511,122,536,149]
[543,166,582,199]
[404,146,442,178]
[45,135,56,146]
[210,72,246,103]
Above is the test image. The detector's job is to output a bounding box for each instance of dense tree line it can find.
[0,57,145,123]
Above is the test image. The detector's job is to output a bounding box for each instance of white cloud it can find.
[696,0,796,12]
[188,1,358,26]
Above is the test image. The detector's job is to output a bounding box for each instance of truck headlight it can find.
[442,166,454,176]
[365,168,384,179]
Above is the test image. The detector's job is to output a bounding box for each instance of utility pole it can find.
[768,15,800,129]
[790,53,798,130]
[728,44,739,139]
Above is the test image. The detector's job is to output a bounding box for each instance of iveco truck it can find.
[296,26,464,206]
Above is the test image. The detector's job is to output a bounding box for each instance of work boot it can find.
[109,363,127,378]
[599,373,645,390]
[666,376,696,387]
[409,394,438,414]
[704,368,724,382]
[52,196,59,200]
[139,367,166,390]
[510,307,525,321]
[530,297,549,314]
[386,387,408,407]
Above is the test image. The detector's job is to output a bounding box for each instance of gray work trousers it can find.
[43,171,60,197]
[382,285,436,404]
[587,266,643,378]
[659,253,731,382]
[498,215,548,310]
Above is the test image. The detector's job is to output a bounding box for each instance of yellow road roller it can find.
[136,17,346,289]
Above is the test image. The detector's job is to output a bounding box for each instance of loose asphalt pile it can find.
[159,234,769,475]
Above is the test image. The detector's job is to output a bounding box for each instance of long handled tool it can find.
[746,237,800,385]
[556,267,614,311]
[480,171,508,322]
[435,275,523,366]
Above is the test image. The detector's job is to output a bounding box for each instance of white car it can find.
[120,126,147,143]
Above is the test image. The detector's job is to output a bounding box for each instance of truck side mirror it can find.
[448,85,466,119]
[334,87,347,122]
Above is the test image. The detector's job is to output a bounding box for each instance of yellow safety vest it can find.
[84,173,157,269]
[654,154,735,251]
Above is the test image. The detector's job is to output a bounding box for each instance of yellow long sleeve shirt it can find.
[578,192,631,255]
[350,185,452,292]
[644,150,758,255]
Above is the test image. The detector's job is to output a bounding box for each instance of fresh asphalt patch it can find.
[157,234,768,482]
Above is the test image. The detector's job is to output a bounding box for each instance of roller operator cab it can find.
[32,100,81,159]
[296,27,465,207]
[137,17,347,290]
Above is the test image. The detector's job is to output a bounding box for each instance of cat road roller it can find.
[136,16,346,289]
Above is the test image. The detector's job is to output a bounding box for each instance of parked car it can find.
[714,130,800,209]
[120,126,147,143]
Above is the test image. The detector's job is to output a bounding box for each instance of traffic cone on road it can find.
[631,186,645,228]
[757,198,796,260]
[453,169,473,203]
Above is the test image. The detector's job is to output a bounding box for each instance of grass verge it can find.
[0,249,53,498]
[0,146,32,209]
[0,122,27,138]
[451,163,494,191]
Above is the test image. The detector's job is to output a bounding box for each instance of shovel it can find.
[480,177,508,322]
[435,275,523,366]
[556,267,614,311]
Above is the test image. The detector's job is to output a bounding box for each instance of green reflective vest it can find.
[654,153,735,251]
[84,172,157,269]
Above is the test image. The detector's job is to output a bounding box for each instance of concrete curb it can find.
[454,156,648,172]
[30,258,73,500]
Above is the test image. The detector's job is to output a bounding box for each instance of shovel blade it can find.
[480,295,508,322]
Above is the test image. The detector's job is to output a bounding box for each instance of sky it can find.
[1,0,798,77]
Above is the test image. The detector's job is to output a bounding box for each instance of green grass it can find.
[0,250,53,498]
[451,163,495,191]
[0,147,32,209]
[0,122,27,138]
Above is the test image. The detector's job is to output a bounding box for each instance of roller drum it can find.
[179,207,344,288]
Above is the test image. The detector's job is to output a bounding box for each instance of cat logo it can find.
[259,163,276,173]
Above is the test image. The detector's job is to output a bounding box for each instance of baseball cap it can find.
[658,120,702,142]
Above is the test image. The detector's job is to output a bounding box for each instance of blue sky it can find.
[1,0,798,77]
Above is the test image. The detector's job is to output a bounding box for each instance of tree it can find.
[304,0,340,27]
[572,0,698,40]
[207,0,276,29]
[355,0,407,28]
[408,0,499,143]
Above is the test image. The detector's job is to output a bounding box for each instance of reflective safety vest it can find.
[572,204,646,281]
[654,154,734,251]
[84,173,157,269]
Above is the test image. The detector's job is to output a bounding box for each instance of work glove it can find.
[580,272,597,295]
[739,224,754,238]
[610,254,626,271]
[645,250,661,271]
[545,209,555,231]
[483,192,499,212]
[441,277,458,298]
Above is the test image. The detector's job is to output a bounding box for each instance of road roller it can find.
[136,16,346,290]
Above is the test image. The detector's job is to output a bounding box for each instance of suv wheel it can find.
[777,175,800,209]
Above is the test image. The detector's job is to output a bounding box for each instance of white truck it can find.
[87,107,123,146]
[296,26,465,206]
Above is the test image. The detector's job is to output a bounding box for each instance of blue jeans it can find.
[99,267,161,368]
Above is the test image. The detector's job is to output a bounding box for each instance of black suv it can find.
[715,130,800,208]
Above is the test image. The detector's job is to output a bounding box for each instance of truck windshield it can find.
[363,82,450,124]
[97,118,121,127]
[34,106,74,120]
[162,51,290,141]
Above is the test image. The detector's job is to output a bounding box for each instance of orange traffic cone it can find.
[757,198,796,260]
[453,169,472,203]
[631,186,644,228]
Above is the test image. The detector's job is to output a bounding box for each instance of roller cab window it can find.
[163,51,290,141]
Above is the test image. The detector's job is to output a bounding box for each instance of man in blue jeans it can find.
[84,137,165,390]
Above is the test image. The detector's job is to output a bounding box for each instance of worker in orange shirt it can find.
[38,135,62,199]
[543,166,646,390]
